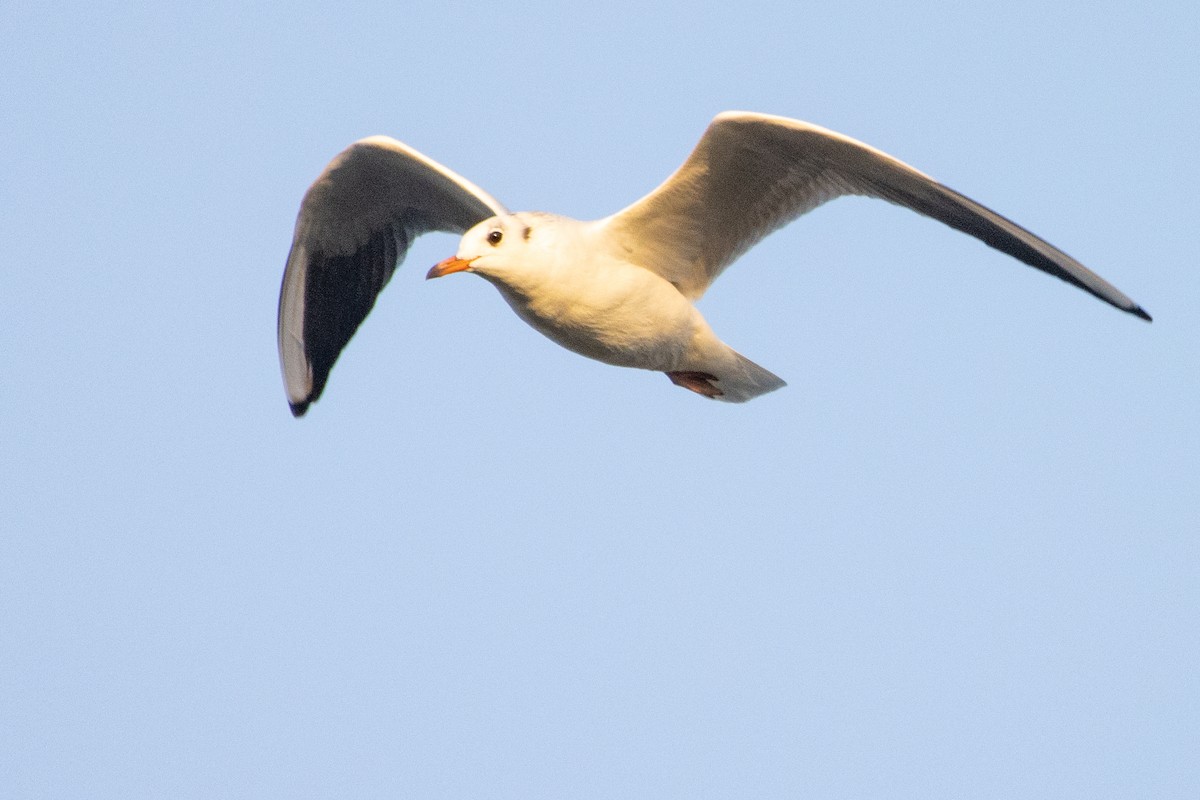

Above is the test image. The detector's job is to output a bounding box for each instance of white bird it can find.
[278,111,1149,416]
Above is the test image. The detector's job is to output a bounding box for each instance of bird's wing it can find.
[278,136,507,416]
[602,111,1149,320]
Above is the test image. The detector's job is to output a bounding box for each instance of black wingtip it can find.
[1131,305,1153,323]
[289,399,311,418]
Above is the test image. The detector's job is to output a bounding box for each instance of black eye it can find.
[487,229,503,246]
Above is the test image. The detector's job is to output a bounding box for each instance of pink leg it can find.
[666,371,723,398]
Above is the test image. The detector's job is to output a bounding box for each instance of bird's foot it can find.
[666,371,723,398]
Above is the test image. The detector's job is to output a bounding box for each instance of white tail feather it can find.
[715,351,786,403]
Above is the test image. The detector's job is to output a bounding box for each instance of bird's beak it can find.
[426,256,477,280]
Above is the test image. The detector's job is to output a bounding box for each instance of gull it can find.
[278,111,1149,416]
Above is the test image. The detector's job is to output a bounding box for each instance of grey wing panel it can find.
[277,137,507,416]
[602,113,865,298]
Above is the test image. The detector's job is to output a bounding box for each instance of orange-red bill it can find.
[426,256,477,280]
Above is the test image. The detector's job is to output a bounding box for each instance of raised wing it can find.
[602,111,1150,320]
[278,136,507,416]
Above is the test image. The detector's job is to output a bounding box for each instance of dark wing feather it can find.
[278,137,507,416]
[293,222,401,415]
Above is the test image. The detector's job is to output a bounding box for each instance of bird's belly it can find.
[498,270,698,371]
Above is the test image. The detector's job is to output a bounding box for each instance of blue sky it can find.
[2,2,1197,798]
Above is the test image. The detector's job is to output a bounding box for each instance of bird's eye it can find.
[487,229,503,246]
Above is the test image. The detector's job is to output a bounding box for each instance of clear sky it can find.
[2,2,1197,798]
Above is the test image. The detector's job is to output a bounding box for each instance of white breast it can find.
[493,253,701,371]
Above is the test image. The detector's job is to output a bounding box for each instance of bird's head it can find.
[426,214,540,283]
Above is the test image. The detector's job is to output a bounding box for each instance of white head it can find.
[426,213,547,284]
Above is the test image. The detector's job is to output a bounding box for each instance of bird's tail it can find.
[716,350,787,403]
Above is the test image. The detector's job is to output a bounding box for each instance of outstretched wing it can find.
[278,137,507,416]
[602,111,1149,320]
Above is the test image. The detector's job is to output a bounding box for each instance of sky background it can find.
[2,2,1197,798]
